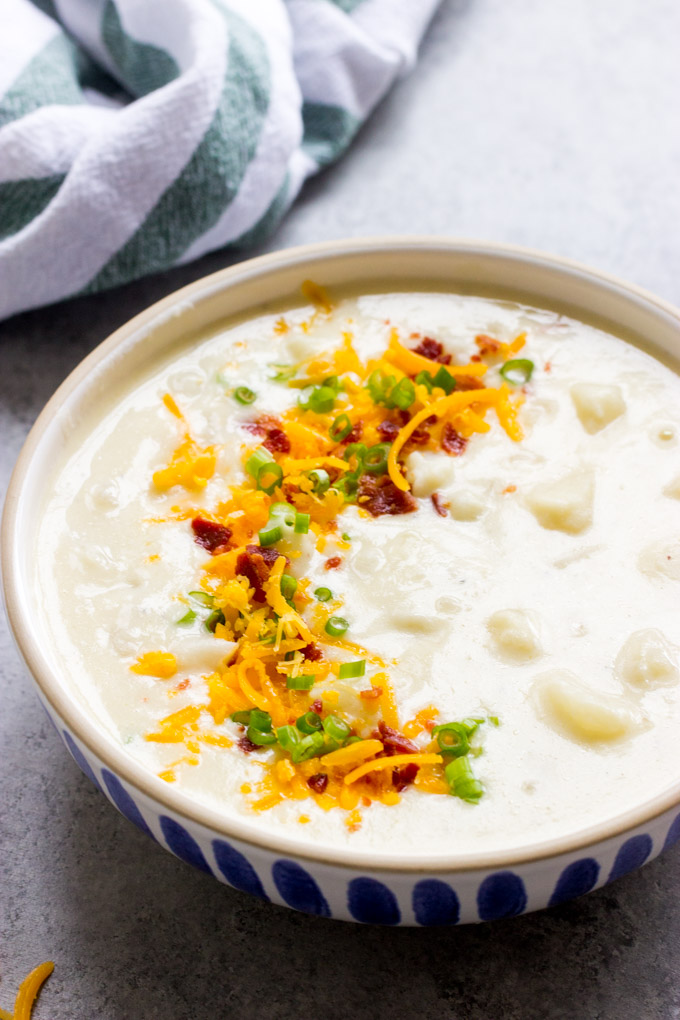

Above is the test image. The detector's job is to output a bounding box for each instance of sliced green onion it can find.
[325,615,349,637]
[270,502,296,524]
[388,376,416,410]
[188,591,215,607]
[432,366,456,395]
[256,461,283,495]
[276,725,301,752]
[323,375,342,393]
[294,511,310,534]
[249,709,272,732]
[233,386,256,405]
[280,574,298,601]
[176,609,197,625]
[333,476,359,502]
[363,443,390,476]
[300,384,337,414]
[415,370,434,392]
[489,715,500,727]
[329,413,353,443]
[323,714,351,742]
[460,717,482,736]
[231,710,252,726]
[247,726,277,746]
[445,756,484,803]
[500,358,534,386]
[286,674,316,691]
[433,722,470,758]
[246,447,274,480]
[269,363,298,382]
[204,608,226,633]
[367,370,394,404]
[341,533,351,542]
[258,523,282,547]
[338,660,365,680]
[343,442,367,465]
[314,587,332,602]
[308,468,330,494]
[296,711,323,734]
[291,731,325,763]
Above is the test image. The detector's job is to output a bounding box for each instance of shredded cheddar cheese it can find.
[344,753,443,785]
[131,651,177,679]
[1,962,54,1020]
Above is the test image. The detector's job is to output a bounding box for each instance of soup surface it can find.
[38,288,680,856]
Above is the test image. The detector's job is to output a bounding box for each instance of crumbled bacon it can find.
[378,721,420,756]
[302,643,322,662]
[412,337,451,365]
[311,699,323,715]
[392,762,419,792]
[410,414,437,446]
[235,544,289,603]
[237,735,260,754]
[377,419,400,442]
[475,333,503,356]
[345,420,363,443]
[359,687,383,700]
[191,517,233,554]
[441,423,468,456]
[431,492,448,517]
[263,427,291,454]
[358,475,417,517]
[325,556,342,570]
[307,773,329,794]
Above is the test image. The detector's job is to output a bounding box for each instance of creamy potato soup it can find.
[38,286,680,856]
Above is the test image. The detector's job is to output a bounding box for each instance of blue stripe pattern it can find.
[101,769,155,840]
[412,879,460,925]
[272,860,330,916]
[213,839,268,899]
[160,816,212,874]
[347,877,401,925]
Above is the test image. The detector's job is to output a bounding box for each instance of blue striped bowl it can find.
[5,239,680,924]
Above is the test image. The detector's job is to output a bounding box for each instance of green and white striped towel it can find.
[0,0,440,320]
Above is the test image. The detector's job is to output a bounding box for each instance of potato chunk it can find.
[448,488,487,522]
[571,383,625,434]
[487,609,542,662]
[405,451,455,499]
[663,475,680,500]
[615,629,679,689]
[526,470,594,534]
[534,670,641,743]
[638,539,680,581]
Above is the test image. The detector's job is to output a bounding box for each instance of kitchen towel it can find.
[0,0,440,320]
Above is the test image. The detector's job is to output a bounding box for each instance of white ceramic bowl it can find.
[4,238,680,925]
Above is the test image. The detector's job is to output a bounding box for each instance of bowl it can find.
[4,237,680,925]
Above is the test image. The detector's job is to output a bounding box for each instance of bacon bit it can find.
[377,721,420,756]
[325,555,342,570]
[237,735,260,754]
[410,415,438,446]
[470,354,482,363]
[431,492,448,517]
[358,475,417,517]
[441,423,468,456]
[307,773,329,794]
[302,642,323,662]
[424,718,436,733]
[263,427,291,454]
[191,516,233,554]
[393,762,419,792]
[412,336,451,365]
[359,686,383,700]
[544,361,552,372]
[174,678,191,692]
[455,375,485,391]
[503,484,517,494]
[345,420,363,443]
[236,544,289,603]
[475,333,503,356]
[311,699,323,715]
[377,419,400,442]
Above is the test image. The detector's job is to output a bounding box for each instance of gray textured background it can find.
[2,1,680,1017]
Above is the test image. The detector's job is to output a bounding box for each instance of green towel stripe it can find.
[83,9,270,295]
[229,171,291,250]
[27,0,60,19]
[301,101,360,169]
[101,0,180,99]
[325,0,369,13]
[0,174,65,241]
[0,34,83,130]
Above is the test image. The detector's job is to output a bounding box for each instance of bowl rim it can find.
[4,234,680,873]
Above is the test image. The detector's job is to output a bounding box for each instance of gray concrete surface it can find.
[2,0,680,1016]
